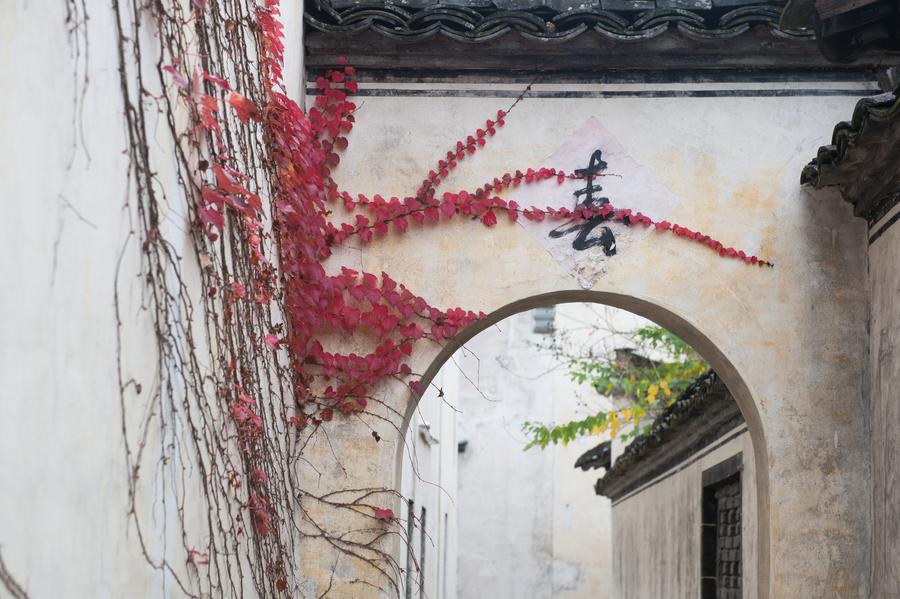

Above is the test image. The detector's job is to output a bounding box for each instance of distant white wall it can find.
[399,367,461,599]
[403,305,638,599]
[454,311,558,599]
[610,429,756,599]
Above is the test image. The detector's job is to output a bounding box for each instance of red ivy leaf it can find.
[228,92,258,122]
[201,187,227,210]
[507,204,519,222]
[202,71,231,90]
[250,468,268,486]
[481,210,497,226]
[198,95,219,129]
[374,507,394,522]
[198,206,224,230]
[264,334,281,350]
[253,510,270,536]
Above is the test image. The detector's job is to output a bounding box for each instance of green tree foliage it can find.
[522,324,707,450]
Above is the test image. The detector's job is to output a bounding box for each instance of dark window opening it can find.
[701,454,743,599]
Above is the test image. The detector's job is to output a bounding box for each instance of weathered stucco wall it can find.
[869,207,900,599]
[303,78,873,598]
[610,429,756,599]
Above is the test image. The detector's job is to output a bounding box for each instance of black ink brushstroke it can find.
[549,149,617,256]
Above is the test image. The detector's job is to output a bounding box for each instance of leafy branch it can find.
[522,324,708,450]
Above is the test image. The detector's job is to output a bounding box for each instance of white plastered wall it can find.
[0,0,306,596]
[302,82,872,599]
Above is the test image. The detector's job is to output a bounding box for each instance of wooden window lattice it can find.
[714,479,742,599]
[701,453,743,599]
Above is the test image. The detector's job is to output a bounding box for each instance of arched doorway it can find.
[299,91,870,598]
[396,293,770,599]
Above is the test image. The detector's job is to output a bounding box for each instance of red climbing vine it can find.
[193,1,772,437]
[111,0,773,595]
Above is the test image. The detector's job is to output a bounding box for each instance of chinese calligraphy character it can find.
[548,149,616,256]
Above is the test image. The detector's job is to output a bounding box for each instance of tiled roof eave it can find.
[305,1,814,44]
[802,86,900,224]
[594,371,746,502]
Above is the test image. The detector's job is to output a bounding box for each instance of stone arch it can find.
[395,291,771,599]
